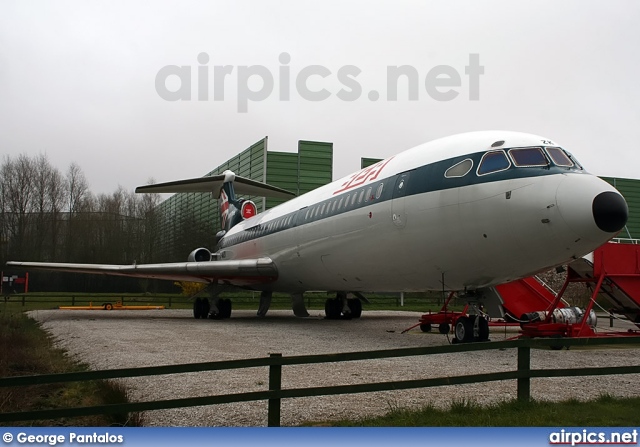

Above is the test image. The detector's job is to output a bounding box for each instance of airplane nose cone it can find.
[556,175,628,243]
[592,191,628,233]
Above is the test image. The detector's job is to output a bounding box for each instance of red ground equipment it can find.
[409,242,640,341]
[520,242,640,338]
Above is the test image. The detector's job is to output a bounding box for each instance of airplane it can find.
[7,131,629,342]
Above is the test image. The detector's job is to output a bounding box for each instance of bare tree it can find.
[47,166,66,260]
[1,154,36,259]
[0,157,166,292]
[66,162,88,214]
[32,154,58,260]
[65,162,90,261]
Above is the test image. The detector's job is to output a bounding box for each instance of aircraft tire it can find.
[324,299,341,319]
[438,323,450,334]
[202,299,211,319]
[348,299,363,319]
[454,316,474,343]
[420,323,432,332]
[224,299,232,319]
[218,298,232,319]
[104,303,113,310]
[193,298,203,319]
[476,317,490,341]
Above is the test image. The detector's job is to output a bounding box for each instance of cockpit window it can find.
[477,151,511,175]
[567,151,584,170]
[545,147,574,167]
[444,158,473,178]
[508,147,549,167]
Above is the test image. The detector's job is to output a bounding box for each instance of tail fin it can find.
[136,169,295,234]
[219,175,242,233]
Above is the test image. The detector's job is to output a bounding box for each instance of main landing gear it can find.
[193,297,232,319]
[325,292,363,320]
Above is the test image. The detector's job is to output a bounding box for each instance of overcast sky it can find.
[1,0,639,194]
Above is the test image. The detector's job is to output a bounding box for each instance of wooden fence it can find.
[1,337,639,426]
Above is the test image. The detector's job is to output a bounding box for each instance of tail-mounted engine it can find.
[188,248,212,262]
[240,200,257,219]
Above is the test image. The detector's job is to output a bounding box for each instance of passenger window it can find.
[445,159,473,178]
[365,187,372,202]
[351,193,357,206]
[477,151,511,175]
[375,183,384,199]
[332,201,337,212]
[508,147,548,167]
[338,197,344,209]
[321,203,326,215]
[305,209,310,219]
[545,147,574,167]
[358,190,364,203]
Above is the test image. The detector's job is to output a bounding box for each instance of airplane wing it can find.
[5,258,278,285]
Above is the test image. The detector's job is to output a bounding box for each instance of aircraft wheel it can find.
[438,323,450,334]
[223,299,232,319]
[420,323,432,332]
[324,299,341,319]
[193,298,203,319]
[454,316,474,343]
[201,299,211,318]
[217,298,232,319]
[476,317,490,341]
[104,303,113,310]
[347,299,362,319]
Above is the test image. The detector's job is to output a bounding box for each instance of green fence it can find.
[1,337,640,426]
[3,292,446,311]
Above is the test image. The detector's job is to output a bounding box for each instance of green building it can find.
[154,137,332,261]
[602,177,640,240]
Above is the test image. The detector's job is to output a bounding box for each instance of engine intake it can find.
[188,248,212,262]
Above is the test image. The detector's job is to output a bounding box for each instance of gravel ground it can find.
[28,308,640,426]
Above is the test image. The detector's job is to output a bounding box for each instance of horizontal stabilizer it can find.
[135,174,295,199]
[6,258,278,284]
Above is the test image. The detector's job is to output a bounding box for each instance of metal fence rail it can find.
[1,337,639,426]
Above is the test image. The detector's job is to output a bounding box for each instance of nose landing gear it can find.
[453,314,490,343]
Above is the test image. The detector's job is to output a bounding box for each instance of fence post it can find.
[268,353,282,427]
[517,345,531,401]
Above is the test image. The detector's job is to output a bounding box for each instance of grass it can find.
[304,395,640,426]
[3,291,466,313]
[0,306,144,426]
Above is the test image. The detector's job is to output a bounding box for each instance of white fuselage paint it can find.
[217,131,622,293]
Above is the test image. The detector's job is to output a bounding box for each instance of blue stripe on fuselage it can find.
[217,150,583,250]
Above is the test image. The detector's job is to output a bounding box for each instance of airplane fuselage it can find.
[217,131,627,293]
